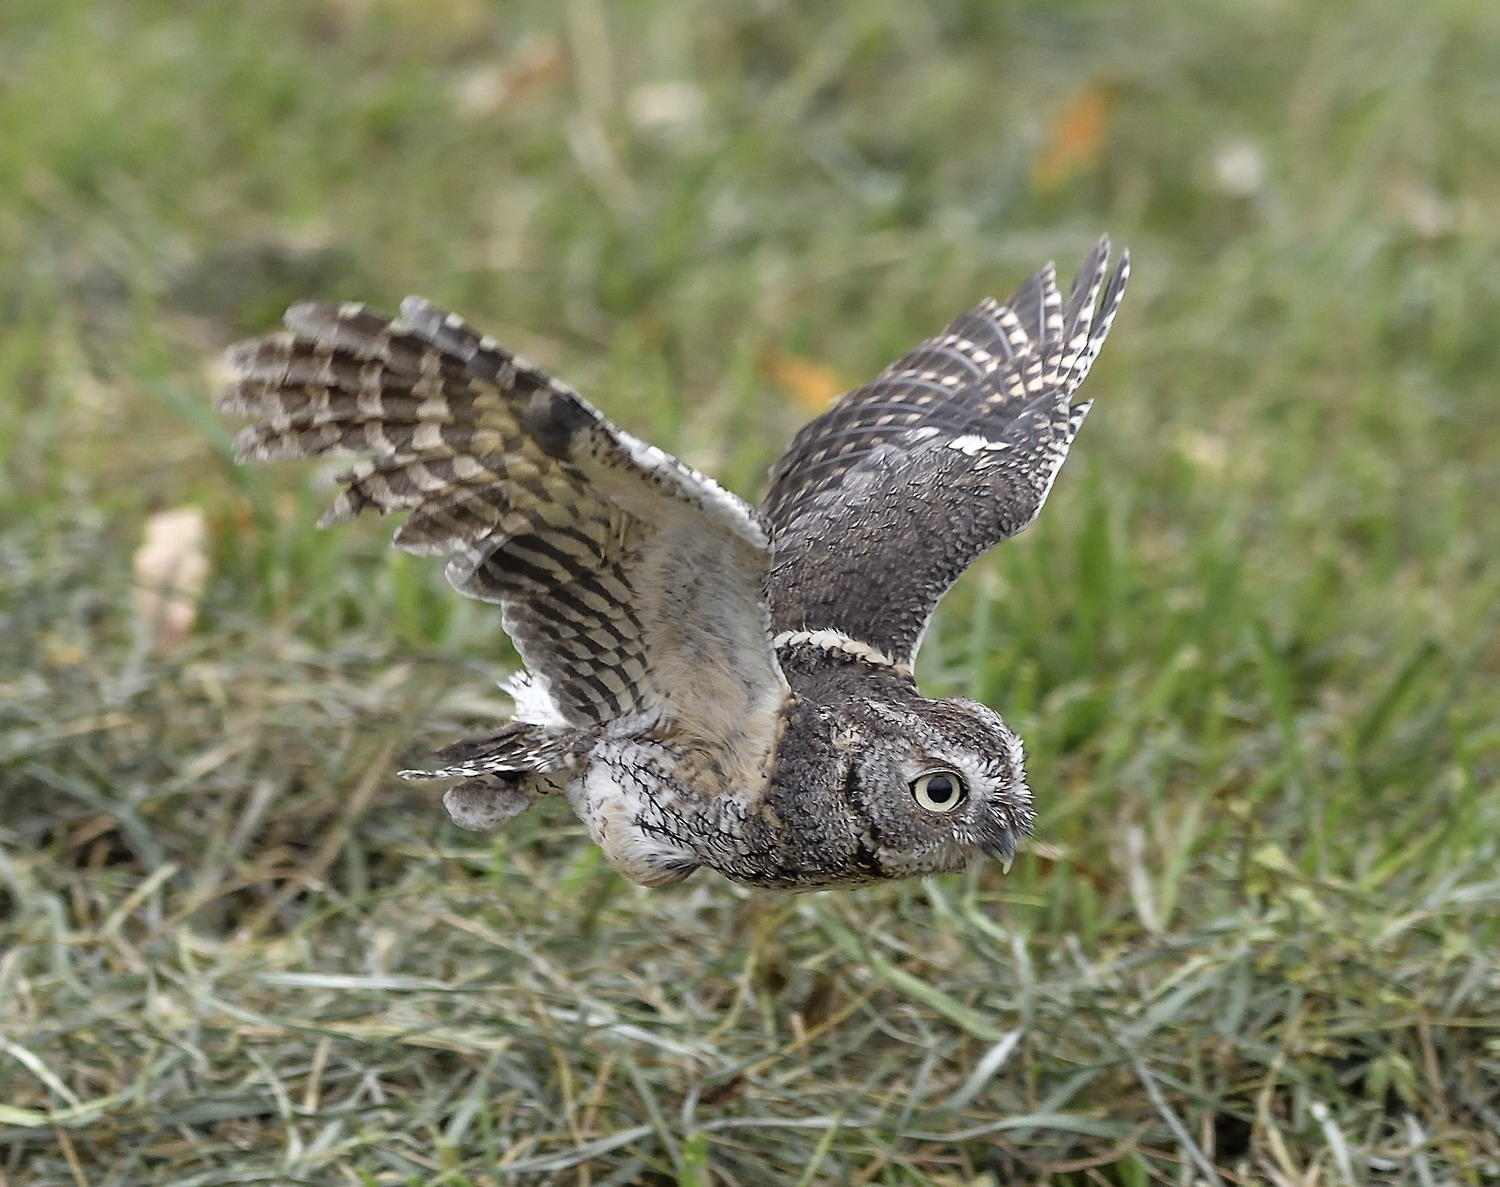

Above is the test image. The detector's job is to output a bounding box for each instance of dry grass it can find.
[3,0,1499,1182]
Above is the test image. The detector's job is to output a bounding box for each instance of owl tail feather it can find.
[399,722,586,781]
[398,722,588,833]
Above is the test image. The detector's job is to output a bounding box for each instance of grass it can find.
[2,0,1498,1182]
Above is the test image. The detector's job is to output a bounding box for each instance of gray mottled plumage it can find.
[220,239,1129,889]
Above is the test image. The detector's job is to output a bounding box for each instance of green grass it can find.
[3,0,1499,1182]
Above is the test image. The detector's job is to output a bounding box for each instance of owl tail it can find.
[404,723,586,779]
[399,722,587,832]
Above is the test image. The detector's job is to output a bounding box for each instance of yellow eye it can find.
[910,769,966,813]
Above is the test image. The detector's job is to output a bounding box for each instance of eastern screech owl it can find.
[221,239,1128,889]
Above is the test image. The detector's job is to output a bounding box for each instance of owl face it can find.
[843,695,1034,878]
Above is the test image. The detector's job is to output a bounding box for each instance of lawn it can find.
[2,0,1498,1183]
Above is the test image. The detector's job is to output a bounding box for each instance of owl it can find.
[221,238,1128,888]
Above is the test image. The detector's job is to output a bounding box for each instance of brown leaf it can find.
[1032,81,1115,194]
[507,36,567,100]
[133,507,208,655]
[761,350,848,412]
[451,37,567,119]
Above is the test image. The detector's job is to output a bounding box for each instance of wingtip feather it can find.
[399,295,440,325]
[282,300,336,332]
[223,334,285,376]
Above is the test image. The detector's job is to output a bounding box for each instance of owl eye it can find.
[910,769,967,813]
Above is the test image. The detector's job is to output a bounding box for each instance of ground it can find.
[2,0,1498,1183]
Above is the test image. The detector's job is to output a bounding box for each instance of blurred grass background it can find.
[2,0,1498,1182]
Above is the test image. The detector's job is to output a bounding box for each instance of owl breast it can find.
[560,695,863,889]
[566,742,704,887]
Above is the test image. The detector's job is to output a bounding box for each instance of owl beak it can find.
[980,833,1016,874]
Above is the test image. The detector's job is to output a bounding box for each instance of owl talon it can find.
[442,777,538,831]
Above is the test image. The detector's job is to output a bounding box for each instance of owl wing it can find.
[223,299,788,771]
[764,239,1129,669]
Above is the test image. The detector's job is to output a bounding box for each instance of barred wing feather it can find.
[765,239,1129,667]
[223,299,787,763]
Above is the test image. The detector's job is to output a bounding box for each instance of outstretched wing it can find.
[765,239,1129,668]
[223,299,787,769]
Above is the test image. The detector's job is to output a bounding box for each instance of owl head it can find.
[841,694,1034,878]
